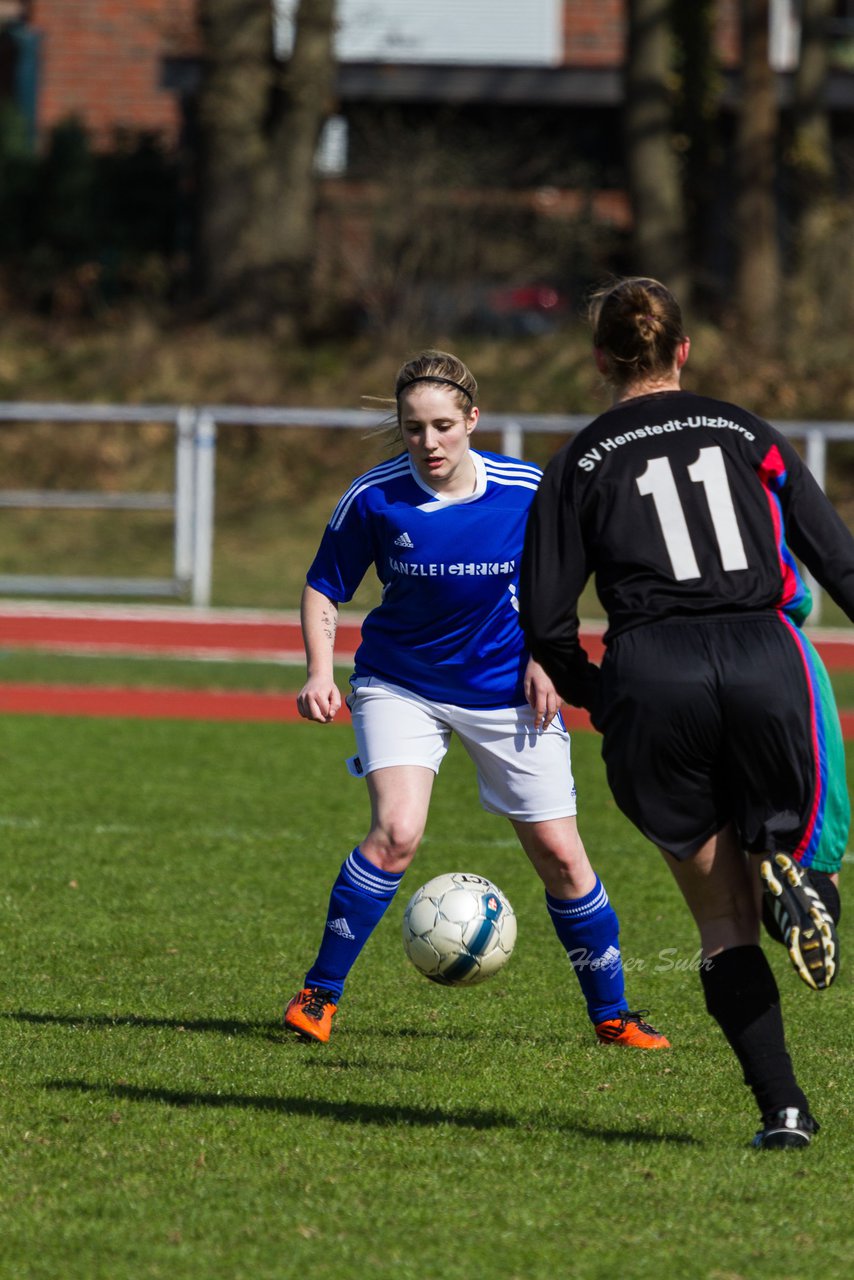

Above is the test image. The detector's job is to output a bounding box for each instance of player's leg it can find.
[305,764,434,988]
[597,620,816,1142]
[284,765,434,1043]
[285,680,447,1043]
[511,815,669,1048]
[662,826,816,1148]
[510,813,596,899]
[754,632,844,980]
[452,700,667,1046]
[662,822,760,954]
[723,620,843,988]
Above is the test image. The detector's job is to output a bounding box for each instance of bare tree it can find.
[734,0,781,343]
[790,0,834,201]
[624,0,688,296]
[671,0,720,304]
[196,0,336,329]
[793,0,829,183]
[784,0,849,336]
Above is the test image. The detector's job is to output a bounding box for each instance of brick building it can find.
[2,0,854,321]
[27,0,197,146]
[0,1,820,153]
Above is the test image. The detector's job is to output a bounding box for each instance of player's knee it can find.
[540,831,589,876]
[365,819,423,869]
[527,837,595,898]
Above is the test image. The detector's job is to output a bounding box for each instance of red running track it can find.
[5,603,854,666]
[0,679,598,732]
[0,604,853,730]
[0,605,351,663]
[0,681,305,722]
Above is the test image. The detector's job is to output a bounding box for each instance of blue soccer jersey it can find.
[306,449,542,708]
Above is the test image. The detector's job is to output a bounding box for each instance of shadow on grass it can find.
[43,1077,700,1145]
[3,1009,609,1050]
[2,1009,280,1041]
[360,1025,570,1045]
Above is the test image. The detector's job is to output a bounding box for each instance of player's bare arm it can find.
[524,656,562,731]
[298,583,342,723]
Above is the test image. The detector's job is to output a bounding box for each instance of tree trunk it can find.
[624,0,688,297]
[266,0,337,327]
[671,0,719,306]
[734,0,781,344]
[791,0,834,199]
[196,0,273,315]
[196,0,336,329]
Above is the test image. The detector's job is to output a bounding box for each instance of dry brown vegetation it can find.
[1,310,854,610]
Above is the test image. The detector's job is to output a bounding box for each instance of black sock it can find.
[700,944,809,1120]
[761,895,785,944]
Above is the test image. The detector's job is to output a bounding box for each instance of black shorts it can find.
[597,614,821,860]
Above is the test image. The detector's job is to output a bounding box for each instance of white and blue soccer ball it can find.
[402,872,517,986]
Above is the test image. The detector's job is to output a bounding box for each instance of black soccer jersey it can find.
[519,390,854,708]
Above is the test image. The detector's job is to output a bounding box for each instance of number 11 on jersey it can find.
[636,446,749,581]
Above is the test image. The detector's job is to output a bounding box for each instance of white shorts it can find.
[346,676,578,823]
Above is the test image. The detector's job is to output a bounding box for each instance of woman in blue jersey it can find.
[520,278,848,1149]
[284,349,668,1050]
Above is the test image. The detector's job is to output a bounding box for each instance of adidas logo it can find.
[591,944,621,973]
[327,916,355,940]
[393,531,414,549]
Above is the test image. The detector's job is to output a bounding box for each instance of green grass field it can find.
[0,658,851,1279]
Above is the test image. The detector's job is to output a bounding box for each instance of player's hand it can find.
[524,658,562,731]
[297,676,342,723]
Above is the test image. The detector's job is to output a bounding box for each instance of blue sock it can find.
[545,877,626,1023]
[304,847,403,1000]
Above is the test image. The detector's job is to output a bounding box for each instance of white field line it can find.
[0,600,306,623]
[4,642,318,664]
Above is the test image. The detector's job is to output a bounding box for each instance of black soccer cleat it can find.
[752,1107,818,1150]
[760,853,839,990]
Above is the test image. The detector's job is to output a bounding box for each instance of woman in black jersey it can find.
[520,277,848,1149]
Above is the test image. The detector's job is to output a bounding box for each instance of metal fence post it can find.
[804,429,827,492]
[174,406,196,589]
[501,421,523,459]
[192,411,217,608]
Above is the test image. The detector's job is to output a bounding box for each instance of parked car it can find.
[357,279,570,336]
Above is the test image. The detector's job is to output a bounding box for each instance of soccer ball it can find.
[401,872,517,986]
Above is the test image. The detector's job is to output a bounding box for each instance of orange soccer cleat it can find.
[594,1009,670,1049]
[284,986,339,1044]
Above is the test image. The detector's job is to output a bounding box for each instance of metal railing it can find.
[0,403,849,617]
[0,403,203,601]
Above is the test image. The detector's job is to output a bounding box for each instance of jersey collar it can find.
[409,449,487,507]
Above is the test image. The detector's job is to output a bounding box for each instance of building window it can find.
[275,0,563,66]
